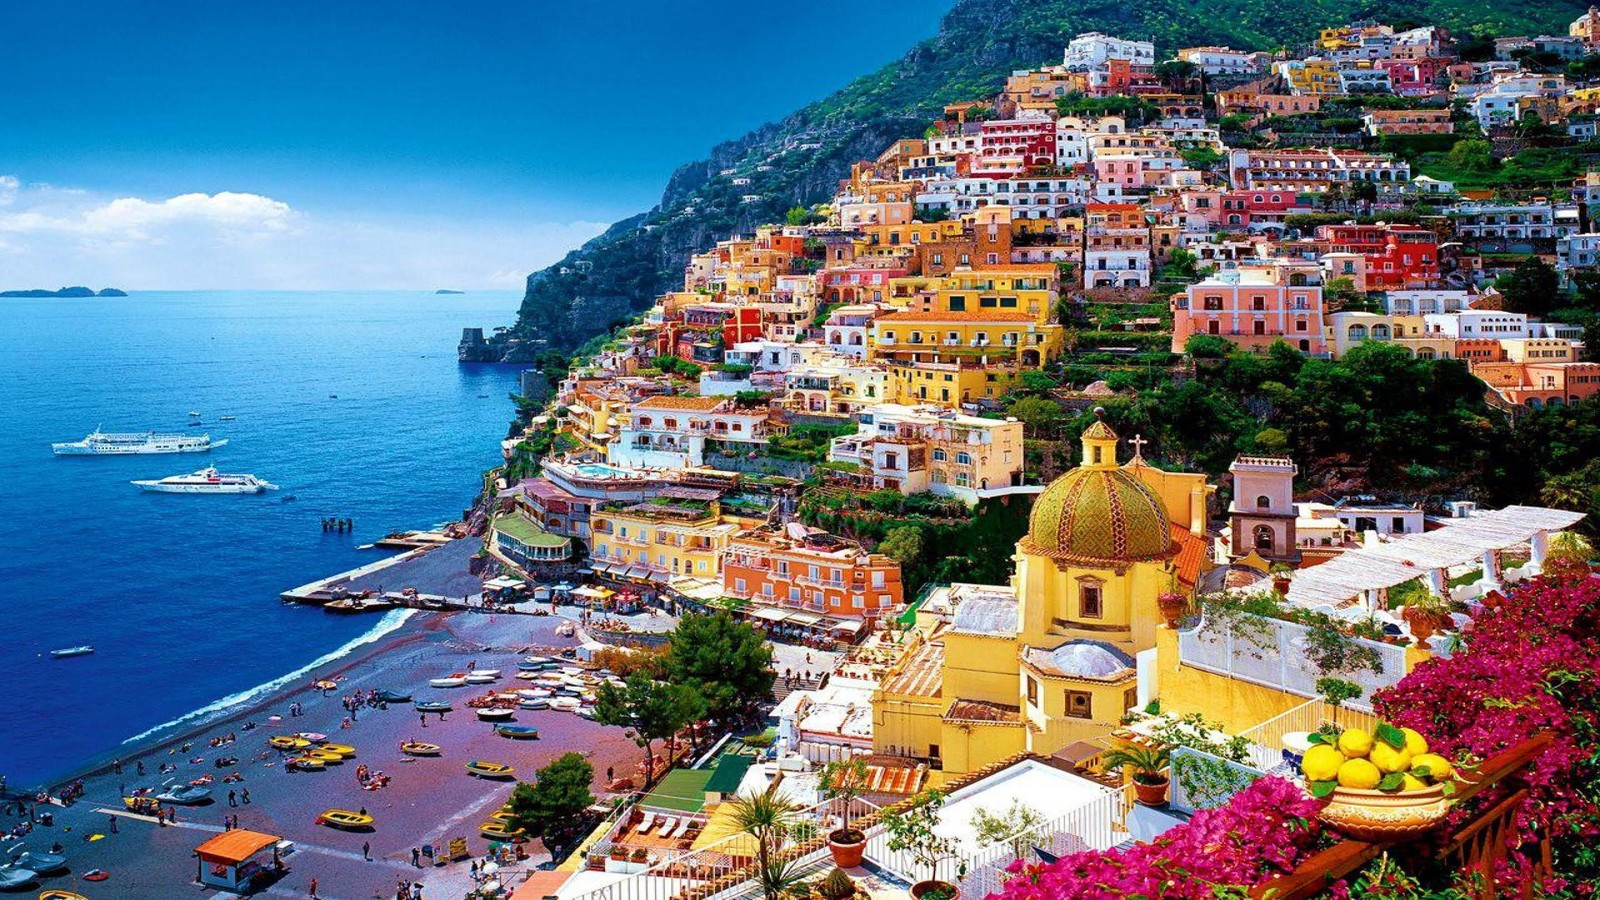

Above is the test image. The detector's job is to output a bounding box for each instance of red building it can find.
[978,118,1057,170]
[1216,189,1299,230]
[1315,223,1440,290]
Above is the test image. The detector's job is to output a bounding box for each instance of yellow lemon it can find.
[1337,728,1374,759]
[1400,774,1428,792]
[1412,753,1455,781]
[1301,744,1344,782]
[1337,758,1382,790]
[1370,742,1413,774]
[1400,727,1429,756]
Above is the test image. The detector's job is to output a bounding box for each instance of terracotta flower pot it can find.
[827,828,866,868]
[1317,783,1451,842]
[1133,775,1169,806]
[1156,593,1187,629]
[910,880,961,900]
[1402,607,1450,650]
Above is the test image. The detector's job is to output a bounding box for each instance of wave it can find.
[120,607,417,746]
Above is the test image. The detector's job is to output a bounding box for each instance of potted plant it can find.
[820,758,869,868]
[1101,743,1172,806]
[728,791,805,900]
[1400,592,1452,650]
[883,790,964,900]
[812,866,857,900]
[1156,591,1188,629]
[1270,562,1294,598]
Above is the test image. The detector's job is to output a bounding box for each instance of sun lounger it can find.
[669,818,690,839]
[637,812,657,835]
[657,816,678,836]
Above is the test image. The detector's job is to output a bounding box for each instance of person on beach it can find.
[136,761,145,776]
[362,840,370,860]
[309,877,319,898]
[242,788,251,804]
[420,714,427,728]
[411,846,421,867]
[228,789,237,807]
[108,814,117,834]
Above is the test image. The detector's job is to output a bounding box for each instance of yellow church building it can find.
[873,414,1213,782]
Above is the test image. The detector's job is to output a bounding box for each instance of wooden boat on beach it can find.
[400,741,441,756]
[319,742,356,756]
[39,890,89,900]
[316,809,374,831]
[10,851,66,876]
[0,869,36,891]
[464,760,515,779]
[480,820,526,840]
[476,708,514,722]
[496,725,539,740]
[286,756,326,771]
[123,796,161,815]
[429,674,468,688]
[269,736,311,751]
[155,785,213,805]
[519,698,549,710]
[465,672,498,684]
[414,701,452,713]
[305,749,344,764]
[376,689,412,703]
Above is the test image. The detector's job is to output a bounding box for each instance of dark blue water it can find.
[0,291,525,787]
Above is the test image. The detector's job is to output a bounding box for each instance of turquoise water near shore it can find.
[0,291,525,787]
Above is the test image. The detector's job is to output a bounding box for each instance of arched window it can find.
[1256,495,1271,510]
[1254,524,1275,551]
[956,452,972,465]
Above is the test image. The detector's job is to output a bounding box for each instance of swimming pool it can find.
[572,463,634,479]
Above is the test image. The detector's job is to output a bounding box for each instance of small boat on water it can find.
[414,701,452,713]
[464,760,515,779]
[155,785,213,805]
[220,415,237,421]
[429,674,468,688]
[315,809,374,831]
[48,646,94,659]
[375,689,412,703]
[400,741,440,756]
[476,708,514,722]
[132,467,277,494]
[188,412,201,418]
[496,725,539,740]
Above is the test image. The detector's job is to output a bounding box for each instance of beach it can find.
[6,608,648,899]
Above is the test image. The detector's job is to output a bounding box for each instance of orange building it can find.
[721,528,905,620]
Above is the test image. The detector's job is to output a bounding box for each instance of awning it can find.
[832,619,865,633]
[786,611,823,627]
[572,586,614,599]
[195,829,282,865]
[752,608,790,622]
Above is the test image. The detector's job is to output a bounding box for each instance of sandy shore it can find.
[6,610,645,899]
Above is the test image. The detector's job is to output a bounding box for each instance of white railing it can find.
[1176,614,1406,713]
[1236,699,1379,771]
[1168,746,1266,816]
[952,789,1126,899]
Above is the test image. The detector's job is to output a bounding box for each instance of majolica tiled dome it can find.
[1021,416,1174,566]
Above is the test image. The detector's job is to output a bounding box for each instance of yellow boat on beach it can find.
[400,741,441,756]
[318,742,356,756]
[465,760,515,779]
[305,749,345,763]
[316,809,375,831]
[287,756,325,771]
[480,820,526,840]
[122,796,161,815]
[269,736,311,751]
[40,891,89,900]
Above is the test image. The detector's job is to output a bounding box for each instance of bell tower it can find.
[1228,455,1300,564]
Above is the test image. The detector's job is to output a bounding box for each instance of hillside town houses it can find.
[478,13,1600,900]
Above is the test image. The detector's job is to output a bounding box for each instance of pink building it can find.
[978,118,1057,170]
[1172,263,1328,355]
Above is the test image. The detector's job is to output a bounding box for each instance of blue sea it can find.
[0,291,527,787]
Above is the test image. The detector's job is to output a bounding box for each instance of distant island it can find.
[0,286,126,298]
[434,289,466,295]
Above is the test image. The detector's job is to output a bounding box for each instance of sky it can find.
[0,1,950,290]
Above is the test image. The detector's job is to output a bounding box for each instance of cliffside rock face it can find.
[512,0,1584,353]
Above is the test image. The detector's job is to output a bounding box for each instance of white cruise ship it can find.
[133,468,277,494]
[52,428,227,456]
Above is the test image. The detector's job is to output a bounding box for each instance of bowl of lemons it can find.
[1299,722,1459,841]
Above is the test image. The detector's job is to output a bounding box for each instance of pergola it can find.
[1285,506,1584,612]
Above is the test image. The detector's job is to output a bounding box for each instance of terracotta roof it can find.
[634,395,725,411]
[879,310,1042,323]
[195,829,281,864]
[861,760,929,796]
[943,698,1021,724]
[510,869,574,900]
[1170,524,1208,588]
[882,641,944,698]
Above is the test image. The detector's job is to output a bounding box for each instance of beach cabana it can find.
[195,829,282,893]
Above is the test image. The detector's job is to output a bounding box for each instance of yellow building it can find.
[589,495,761,586]
[886,266,1058,321]
[871,416,1213,782]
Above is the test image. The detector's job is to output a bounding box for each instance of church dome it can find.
[1021,414,1174,566]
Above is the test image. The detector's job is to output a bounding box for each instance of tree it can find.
[785,205,810,226]
[1496,256,1560,316]
[1007,396,1069,440]
[820,757,870,843]
[508,753,595,856]
[663,611,774,722]
[1184,334,1232,359]
[879,525,925,566]
[594,672,707,785]
[728,792,806,900]
[1447,139,1496,173]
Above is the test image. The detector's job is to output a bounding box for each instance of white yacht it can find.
[132,467,277,494]
[52,428,226,456]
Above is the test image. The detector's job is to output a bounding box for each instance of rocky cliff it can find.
[512,0,1582,353]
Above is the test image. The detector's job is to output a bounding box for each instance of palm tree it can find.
[728,791,805,900]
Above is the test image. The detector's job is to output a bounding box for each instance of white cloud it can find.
[0,176,606,289]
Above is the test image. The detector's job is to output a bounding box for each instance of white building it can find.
[1421,311,1531,339]
[1558,233,1600,283]
[1384,290,1469,316]
[1063,32,1155,70]
[1176,46,1267,76]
